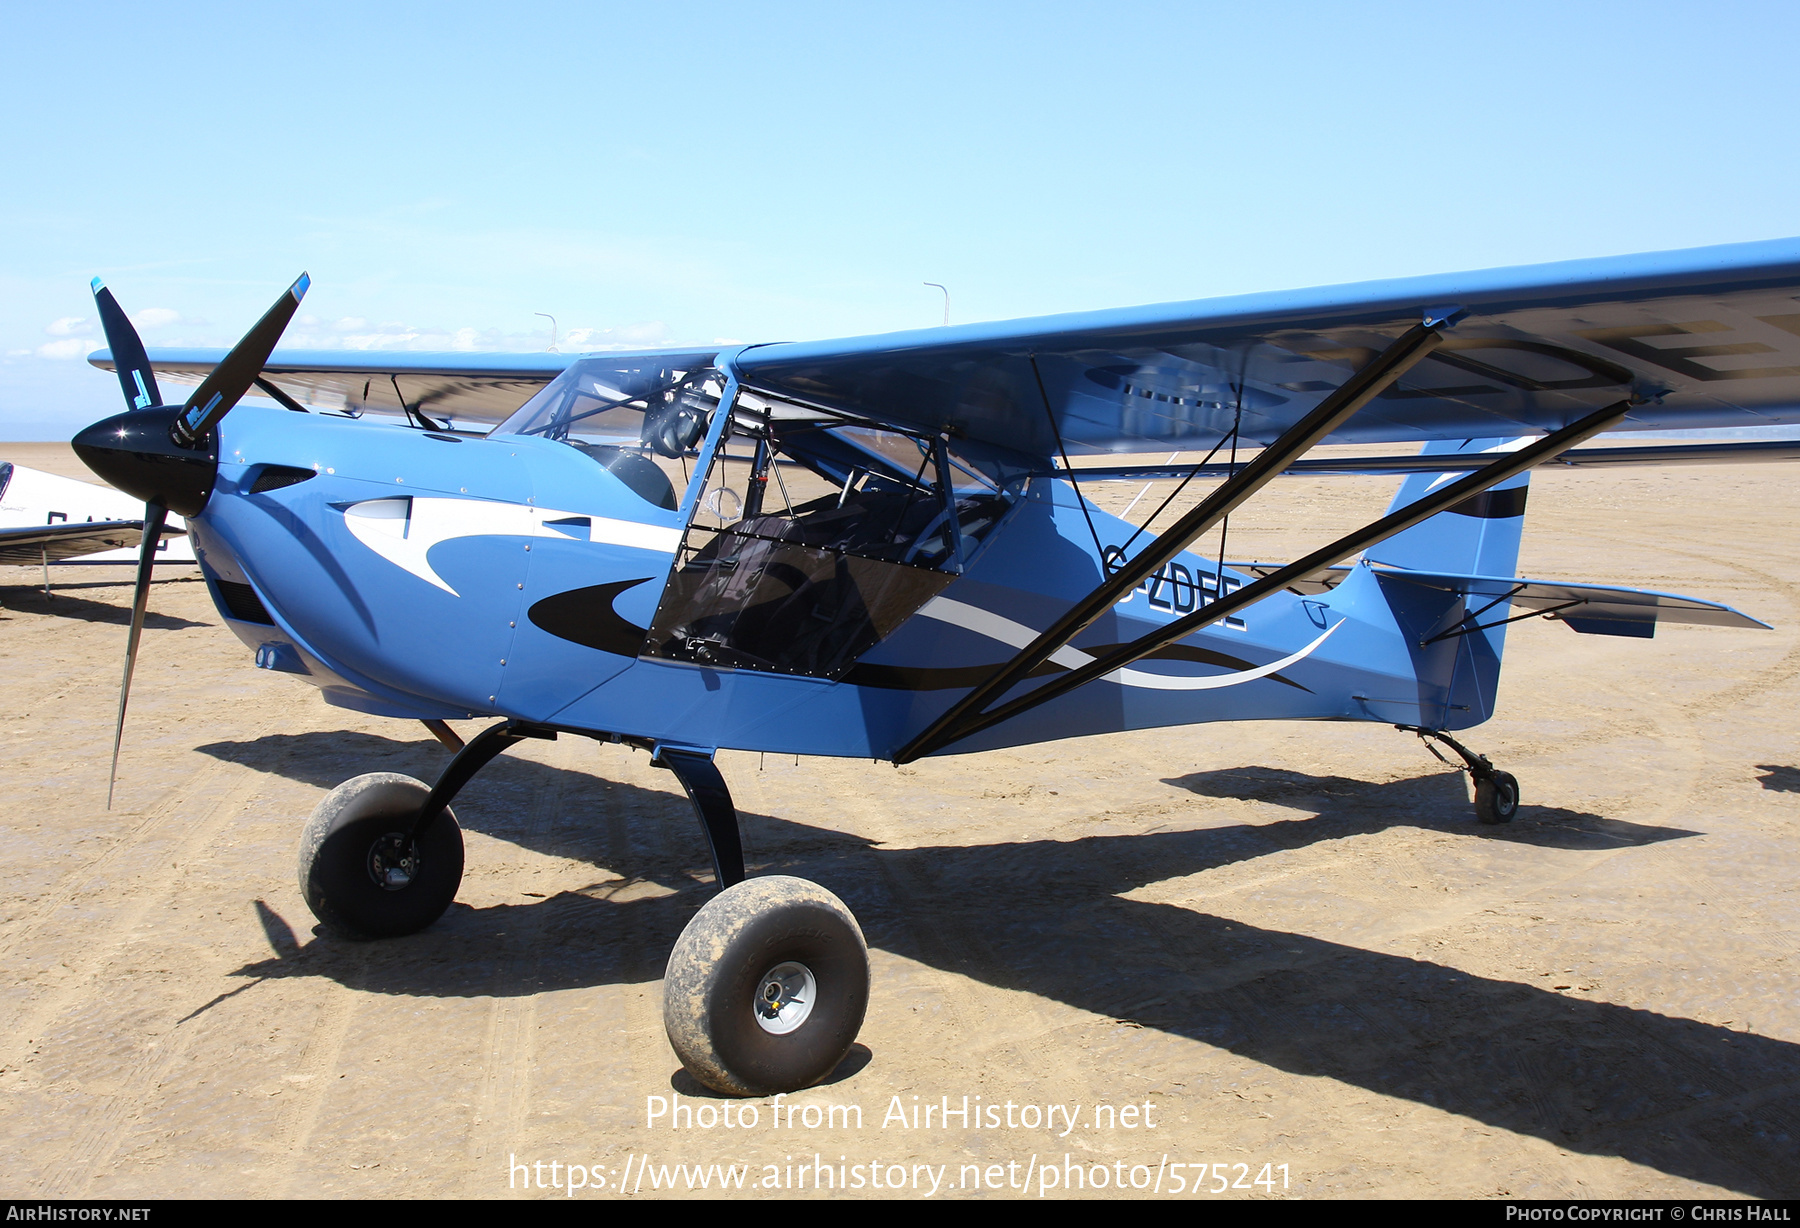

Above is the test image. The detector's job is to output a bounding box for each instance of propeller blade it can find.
[91,278,163,412]
[172,273,310,446]
[106,502,168,809]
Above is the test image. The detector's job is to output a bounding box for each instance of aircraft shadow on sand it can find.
[0,578,211,631]
[195,731,1796,1198]
[1754,765,1800,794]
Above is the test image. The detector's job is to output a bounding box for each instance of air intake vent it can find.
[249,465,317,494]
[217,579,275,625]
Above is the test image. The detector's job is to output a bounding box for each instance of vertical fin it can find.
[1367,438,1531,577]
[1367,438,1534,730]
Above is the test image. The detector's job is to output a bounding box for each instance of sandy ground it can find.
[0,440,1796,1200]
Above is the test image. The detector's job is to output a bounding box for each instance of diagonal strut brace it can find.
[404,723,746,891]
[410,719,557,840]
[896,308,1466,764]
[1419,597,1588,646]
[900,396,1637,760]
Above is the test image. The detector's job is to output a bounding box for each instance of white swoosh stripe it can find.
[587,515,684,554]
[343,496,680,596]
[1421,437,1532,493]
[917,596,1340,691]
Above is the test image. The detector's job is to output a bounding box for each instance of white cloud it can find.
[45,316,89,336]
[616,321,669,344]
[337,321,428,350]
[37,338,99,360]
[561,322,674,350]
[129,307,182,328]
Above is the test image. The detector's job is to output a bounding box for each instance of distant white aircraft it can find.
[0,461,194,580]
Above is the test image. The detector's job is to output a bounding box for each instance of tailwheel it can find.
[1396,724,1520,826]
[298,773,464,939]
[1475,769,1521,825]
[663,876,869,1096]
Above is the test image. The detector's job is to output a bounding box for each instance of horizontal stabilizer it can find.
[1233,562,1342,596]
[1379,567,1768,636]
[1233,562,1769,634]
[1376,569,1770,630]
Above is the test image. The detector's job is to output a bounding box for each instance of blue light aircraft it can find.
[74,238,1800,1095]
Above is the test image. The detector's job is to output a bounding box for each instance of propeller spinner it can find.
[74,274,310,806]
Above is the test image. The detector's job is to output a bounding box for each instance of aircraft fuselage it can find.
[189,404,1478,758]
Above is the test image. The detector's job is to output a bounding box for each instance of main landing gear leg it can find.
[654,748,869,1097]
[1396,724,1520,825]
[296,720,554,939]
[654,748,745,888]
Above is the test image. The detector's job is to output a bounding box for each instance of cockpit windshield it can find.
[491,355,1044,679]
[492,353,723,510]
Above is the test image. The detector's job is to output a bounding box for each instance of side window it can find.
[493,356,724,510]
[643,403,1021,678]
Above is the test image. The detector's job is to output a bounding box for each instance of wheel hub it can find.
[753,961,816,1035]
[367,833,421,891]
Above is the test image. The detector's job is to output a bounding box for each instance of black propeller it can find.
[108,501,167,809]
[92,278,163,413]
[75,274,310,806]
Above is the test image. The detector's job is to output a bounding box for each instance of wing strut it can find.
[896,395,1636,761]
[254,377,311,413]
[895,307,1467,763]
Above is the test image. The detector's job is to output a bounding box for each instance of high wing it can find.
[87,237,1800,451]
[87,348,579,428]
[0,519,177,565]
[733,236,1800,456]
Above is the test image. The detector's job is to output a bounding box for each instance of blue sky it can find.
[5,1,1800,438]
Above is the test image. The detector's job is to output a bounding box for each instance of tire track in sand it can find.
[0,721,281,1066]
[28,727,295,1197]
[268,942,374,1198]
[462,734,575,1177]
[0,739,235,971]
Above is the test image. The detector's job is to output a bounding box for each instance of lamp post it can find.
[923,283,949,327]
